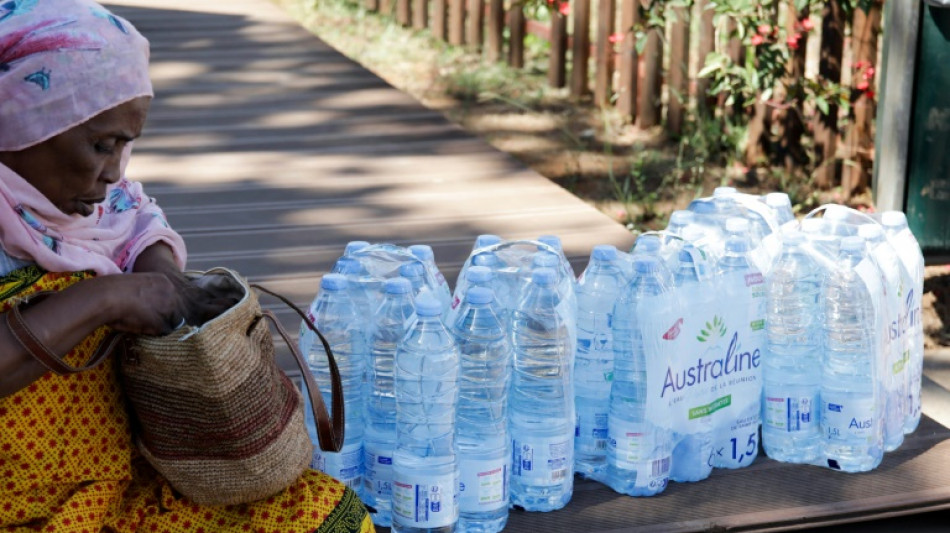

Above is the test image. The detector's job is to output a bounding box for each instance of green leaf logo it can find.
[698,315,727,342]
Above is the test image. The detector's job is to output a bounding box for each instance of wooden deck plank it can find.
[104,1,950,531]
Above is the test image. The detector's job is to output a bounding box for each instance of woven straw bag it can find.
[118,267,344,506]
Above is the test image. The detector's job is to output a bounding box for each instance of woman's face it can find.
[0,96,151,217]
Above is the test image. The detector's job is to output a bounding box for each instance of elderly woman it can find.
[0,1,374,531]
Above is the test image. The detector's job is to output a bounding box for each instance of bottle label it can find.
[764,393,817,433]
[711,413,760,468]
[363,444,393,499]
[458,458,507,512]
[511,436,570,486]
[607,417,669,489]
[392,472,459,528]
[821,394,876,441]
[575,409,609,451]
[313,445,363,489]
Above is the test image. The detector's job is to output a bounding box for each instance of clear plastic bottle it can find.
[364,277,416,527]
[410,244,453,314]
[762,229,822,463]
[538,234,575,279]
[666,210,694,236]
[820,236,884,472]
[452,287,512,533]
[573,245,625,482]
[301,274,365,490]
[449,265,506,326]
[399,261,427,298]
[509,268,575,511]
[669,245,715,482]
[606,256,672,496]
[765,192,795,226]
[712,218,766,469]
[859,224,906,452]
[392,296,460,533]
[882,211,925,435]
[331,256,374,320]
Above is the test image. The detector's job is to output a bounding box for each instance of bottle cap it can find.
[475,234,502,249]
[467,286,494,305]
[633,256,659,273]
[321,273,348,291]
[681,225,705,243]
[344,240,370,255]
[531,267,557,287]
[466,265,494,283]
[781,226,805,245]
[537,235,563,252]
[881,211,908,229]
[472,251,499,267]
[399,261,424,278]
[409,244,435,263]
[635,234,661,253]
[840,235,865,251]
[592,244,618,261]
[713,186,737,197]
[533,251,559,268]
[678,247,695,263]
[669,210,694,226]
[801,218,823,234]
[726,217,750,233]
[414,294,442,316]
[725,238,750,254]
[857,224,884,241]
[689,199,716,214]
[384,276,412,295]
[766,192,791,208]
[332,257,361,275]
[824,204,850,221]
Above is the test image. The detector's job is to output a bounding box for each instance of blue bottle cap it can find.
[475,234,503,248]
[533,251,559,268]
[669,210,693,225]
[633,256,659,273]
[689,199,716,215]
[466,265,493,283]
[466,286,494,304]
[635,234,661,253]
[714,186,737,197]
[399,261,424,277]
[321,273,348,291]
[538,235,562,251]
[725,238,750,254]
[409,244,435,263]
[384,276,412,295]
[531,267,557,286]
[472,252,498,267]
[344,240,370,255]
[414,294,442,316]
[333,257,361,275]
[592,244,618,261]
[840,235,865,252]
[678,247,695,263]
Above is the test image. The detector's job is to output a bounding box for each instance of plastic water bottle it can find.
[668,246,715,482]
[712,186,743,221]
[509,268,574,511]
[882,211,925,435]
[712,218,766,469]
[399,261,427,298]
[859,224,906,452]
[364,277,416,527]
[573,245,625,482]
[537,234,575,279]
[301,274,365,490]
[765,192,795,226]
[410,244,453,314]
[392,295,460,533]
[606,256,672,496]
[450,265,505,325]
[762,229,822,464]
[665,210,694,237]
[452,287,511,533]
[820,236,884,472]
[331,256,374,319]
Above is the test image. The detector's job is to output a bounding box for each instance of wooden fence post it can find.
[616,0,639,122]
[775,3,809,172]
[842,0,882,198]
[720,17,745,119]
[571,0,592,98]
[449,0,465,45]
[695,0,716,118]
[396,0,411,26]
[640,15,663,127]
[467,0,485,50]
[594,0,617,106]
[508,4,526,68]
[365,0,379,13]
[744,5,777,166]
[412,0,428,29]
[813,0,844,190]
[667,3,690,136]
[487,0,505,61]
[433,0,448,41]
[550,11,569,88]
[380,0,392,16]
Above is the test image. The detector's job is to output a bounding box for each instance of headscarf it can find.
[0,0,186,274]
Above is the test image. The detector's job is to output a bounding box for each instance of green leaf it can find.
[815,95,829,116]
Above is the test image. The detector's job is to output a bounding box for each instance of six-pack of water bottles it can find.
[296,187,926,533]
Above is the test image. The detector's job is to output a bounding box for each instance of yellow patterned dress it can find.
[0,267,375,533]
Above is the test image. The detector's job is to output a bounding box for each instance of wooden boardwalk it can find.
[106,1,950,531]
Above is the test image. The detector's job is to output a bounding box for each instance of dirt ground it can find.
[278,0,949,350]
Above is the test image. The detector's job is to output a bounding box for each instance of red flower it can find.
[854,60,869,70]
[800,17,815,32]
[757,24,772,35]
[865,89,875,100]
[751,34,765,46]
[608,32,624,44]
[558,1,570,16]
[856,80,870,91]
[863,67,875,80]
[786,33,800,49]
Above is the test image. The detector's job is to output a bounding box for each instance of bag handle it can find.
[5,291,120,375]
[252,284,345,453]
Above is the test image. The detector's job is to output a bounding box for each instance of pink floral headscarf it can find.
[0,0,186,274]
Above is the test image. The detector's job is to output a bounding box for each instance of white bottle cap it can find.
[766,192,791,208]
[824,204,851,221]
[714,186,737,197]
[881,211,908,229]
[857,224,884,241]
[725,217,750,233]
[840,235,865,252]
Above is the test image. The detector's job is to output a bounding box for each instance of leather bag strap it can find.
[5,291,120,375]
[252,284,345,453]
